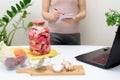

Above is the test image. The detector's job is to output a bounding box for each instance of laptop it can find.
[75,27,120,69]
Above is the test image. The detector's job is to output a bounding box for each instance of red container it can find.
[28,21,50,55]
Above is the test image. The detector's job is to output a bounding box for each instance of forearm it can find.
[42,12,53,22]
[73,0,86,21]
[42,0,52,21]
[73,10,86,21]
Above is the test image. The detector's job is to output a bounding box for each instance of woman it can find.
[42,0,86,45]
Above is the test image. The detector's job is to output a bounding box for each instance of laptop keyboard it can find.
[90,53,109,65]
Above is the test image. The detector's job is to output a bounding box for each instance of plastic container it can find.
[28,21,51,55]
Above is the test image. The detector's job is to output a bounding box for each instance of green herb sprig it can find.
[105,9,120,27]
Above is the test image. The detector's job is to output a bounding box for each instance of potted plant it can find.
[105,9,120,45]
[105,9,120,27]
[0,0,32,46]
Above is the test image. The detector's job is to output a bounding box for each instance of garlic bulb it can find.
[52,64,64,72]
[62,61,71,68]
[62,60,74,71]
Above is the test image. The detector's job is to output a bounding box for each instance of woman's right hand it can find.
[51,11,64,22]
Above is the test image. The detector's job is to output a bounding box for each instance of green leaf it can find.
[22,11,27,18]
[6,10,13,18]
[0,19,4,27]
[27,22,33,28]
[23,0,31,5]
[16,3,21,11]
[26,0,31,4]
[2,28,6,35]
[2,29,7,43]
[0,22,3,27]
[20,1,25,8]
[23,0,28,5]
[2,15,9,23]
[11,6,17,14]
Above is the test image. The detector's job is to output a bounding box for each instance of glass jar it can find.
[28,21,51,56]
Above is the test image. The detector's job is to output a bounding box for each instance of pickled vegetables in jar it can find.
[28,21,51,55]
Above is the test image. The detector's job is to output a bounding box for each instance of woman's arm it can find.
[62,0,86,23]
[42,0,64,22]
[42,0,51,21]
[73,0,86,21]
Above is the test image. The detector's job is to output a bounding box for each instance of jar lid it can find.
[32,21,45,25]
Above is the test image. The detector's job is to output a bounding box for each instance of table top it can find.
[0,45,120,80]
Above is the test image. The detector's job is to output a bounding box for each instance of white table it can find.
[0,45,120,80]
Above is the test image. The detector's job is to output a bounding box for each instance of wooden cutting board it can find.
[16,65,85,76]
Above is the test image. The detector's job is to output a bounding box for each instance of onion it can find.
[4,57,19,69]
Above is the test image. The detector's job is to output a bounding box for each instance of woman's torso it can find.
[48,0,80,34]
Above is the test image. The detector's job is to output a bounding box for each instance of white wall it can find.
[80,0,120,46]
[0,0,120,46]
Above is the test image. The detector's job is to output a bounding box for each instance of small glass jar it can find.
[28,21,51,56]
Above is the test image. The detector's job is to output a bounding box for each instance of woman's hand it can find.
[62,15,77,23]
[51,11,64,22]
[61,13,85,23]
